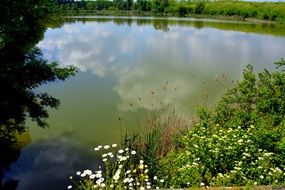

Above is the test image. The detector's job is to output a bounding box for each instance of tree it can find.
[194,2,205,14]
[0,0,77,189]
[135,0,152,11]
[151,0,169,14]
[113,0,125,10]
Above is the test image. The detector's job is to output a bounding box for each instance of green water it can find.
[7,16,285,190]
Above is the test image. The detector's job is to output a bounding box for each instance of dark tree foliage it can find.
[0,0,77,189]
[113,0,133,10]
[194,2,205,14]
[151,0,169,14]
[135,0,152,11]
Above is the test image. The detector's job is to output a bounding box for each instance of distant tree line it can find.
[56,0,285,22]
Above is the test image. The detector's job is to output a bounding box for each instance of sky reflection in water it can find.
[37,18,285,127]
[7,17,285,190]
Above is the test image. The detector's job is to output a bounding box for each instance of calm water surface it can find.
[5,16,285,190]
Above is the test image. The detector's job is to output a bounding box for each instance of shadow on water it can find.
[0,1,76,189]
[0,133,21,190]
[4,132,102,190]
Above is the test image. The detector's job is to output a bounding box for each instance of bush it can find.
[159,124,285,188]
[157,59,285,188]
[213,60,285,166]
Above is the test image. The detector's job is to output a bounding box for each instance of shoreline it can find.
[57,10,279,25]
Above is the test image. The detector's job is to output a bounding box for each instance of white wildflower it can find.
[84,170,92,175]
[96,173,102,178]
[104,145,110,149]
[113,169,121,181]
[123,178,129,183]
[118,149,124,154]
[89,174,96,179]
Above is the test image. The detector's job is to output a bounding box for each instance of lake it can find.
[5,16,285,190]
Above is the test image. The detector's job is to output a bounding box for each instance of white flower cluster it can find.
[67,144,163,189]
[169,124,285,187]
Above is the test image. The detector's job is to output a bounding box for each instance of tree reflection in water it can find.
[0,0,76,189]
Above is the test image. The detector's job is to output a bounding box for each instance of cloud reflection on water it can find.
[38,19,285,116]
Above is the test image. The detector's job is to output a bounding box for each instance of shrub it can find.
[156,59,285,188]
[158,124,285,188]
[213,60,285,168]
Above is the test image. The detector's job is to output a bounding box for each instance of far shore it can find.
[57,10,279,25]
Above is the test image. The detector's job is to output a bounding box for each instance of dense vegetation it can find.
[56,0,285,22]
[71,60,285,189]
